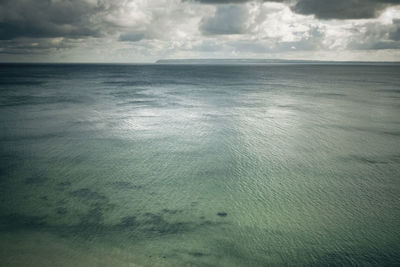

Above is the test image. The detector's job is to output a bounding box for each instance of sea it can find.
[0,63,399,266]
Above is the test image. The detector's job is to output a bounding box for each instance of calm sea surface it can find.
[0,64,399,266]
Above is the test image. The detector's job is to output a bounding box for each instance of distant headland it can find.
[155,58,400,65]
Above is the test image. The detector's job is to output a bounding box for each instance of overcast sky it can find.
[1,0,400,62]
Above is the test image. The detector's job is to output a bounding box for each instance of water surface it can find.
[0,64,399,266]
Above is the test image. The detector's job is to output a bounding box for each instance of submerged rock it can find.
[56,182,72,191]
[161,208,183,214]
[69,188,107,201]
[110,181,143,190]
[25,175,48,185]
[189,252,206,257]
[56,207,67,215]
[120,216,138,227]
[79,207,104,225]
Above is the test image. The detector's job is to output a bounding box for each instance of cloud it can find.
[0,0,107,40]
[119,32,147,42]
[1,0,400,61]
[192,0,400,20]
[346,19,400,49]
[225,24,325,53]
[389,19,400,40]
[0,37,84,55]
[191,0,284,3]
[200,5,250,35]
[292,0,400,19]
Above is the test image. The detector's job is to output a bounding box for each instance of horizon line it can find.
[1,58,400,64]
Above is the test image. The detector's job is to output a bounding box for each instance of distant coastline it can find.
[1,59,400,65]
[155,58,400,65]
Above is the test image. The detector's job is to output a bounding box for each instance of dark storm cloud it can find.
[292,0,400,19]
[0,0,106,40]
[192,0,400,19]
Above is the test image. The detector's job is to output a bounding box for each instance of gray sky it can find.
[1,0,400,62]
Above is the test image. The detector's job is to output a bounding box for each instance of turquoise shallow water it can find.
[0,64,399,266]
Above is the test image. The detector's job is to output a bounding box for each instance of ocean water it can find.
[0,63,399,266]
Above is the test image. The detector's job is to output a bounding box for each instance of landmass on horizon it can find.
[155,59,400,65]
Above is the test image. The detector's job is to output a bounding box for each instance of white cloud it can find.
[1,0,400,62]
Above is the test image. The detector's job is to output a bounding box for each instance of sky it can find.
[1,0,400,62]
